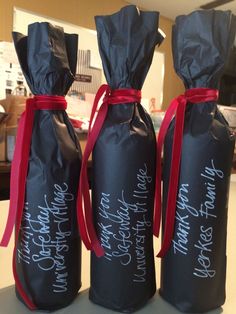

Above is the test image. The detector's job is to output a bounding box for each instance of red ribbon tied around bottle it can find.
[153,87,219,257]
[0,95,67,310]
[77,84,141,258]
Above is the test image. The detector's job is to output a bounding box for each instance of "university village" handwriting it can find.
[17,183,74,293]
[98,163,152,283]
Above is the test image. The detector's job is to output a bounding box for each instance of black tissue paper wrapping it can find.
[89,5,164,313]
[160,10,236,313]
[12,22,82,311]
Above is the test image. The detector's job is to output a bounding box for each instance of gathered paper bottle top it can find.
[12,22,78,96]
[172,10,236,89]
[95,5,164,90]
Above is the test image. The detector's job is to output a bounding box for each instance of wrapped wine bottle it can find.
[154,10,236,313]
[0,22,82,311]
[77,5,164,312]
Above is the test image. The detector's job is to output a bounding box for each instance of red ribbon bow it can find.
[153,87,219,257]
[0,95,67,310]
[77,84,141,257]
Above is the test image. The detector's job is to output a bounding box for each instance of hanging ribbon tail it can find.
[157,97,187,257]
[88,84,109,134]
[155,88,219,258]
[77,167,92,251]
[1,95,67,309]
[153,98,179,238]
[82,104,109,257]
[77,85,142,257]
[0,112,25,246]
[0,98,35,247]
[6,98,36,309]
[3,96,81,258]
[77,86,110,257]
